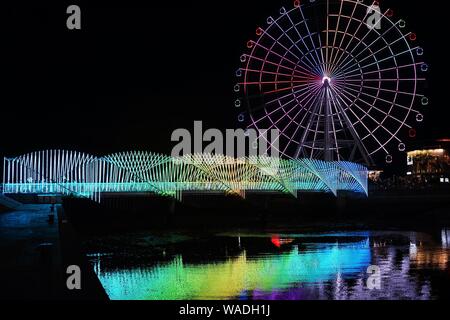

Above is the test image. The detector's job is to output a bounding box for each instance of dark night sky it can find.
[1,0,448,166]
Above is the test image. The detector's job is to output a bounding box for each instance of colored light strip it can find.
[2,151,369,202]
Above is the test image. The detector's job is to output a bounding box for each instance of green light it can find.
[2,151,369,202]
[94,240,371,300]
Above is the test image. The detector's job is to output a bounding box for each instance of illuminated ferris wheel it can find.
[234,0,428,166]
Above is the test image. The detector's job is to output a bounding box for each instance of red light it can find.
[271,236,281,248]
[256,27,263,36]
[409,129,417,138]
[294,0,300,8]
[247,40,254,49]
[386,9,394,17]
[409,33,417,41]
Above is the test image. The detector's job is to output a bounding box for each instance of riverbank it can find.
[0,205,62,299]
[0,204,108,300]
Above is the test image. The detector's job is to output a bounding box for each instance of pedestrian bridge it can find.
[2,150,368,202]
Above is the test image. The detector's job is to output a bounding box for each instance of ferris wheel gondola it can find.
[235,0,428,166]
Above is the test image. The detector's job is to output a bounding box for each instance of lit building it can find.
[406,140,450,183]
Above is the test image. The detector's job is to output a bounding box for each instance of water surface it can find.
[86,229,450,300]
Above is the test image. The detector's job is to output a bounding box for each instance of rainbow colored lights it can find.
[92,239,371,300]
[2,150,368,202]
[235,0,428,165]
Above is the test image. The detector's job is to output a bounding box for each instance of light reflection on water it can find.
[88,230,450,300]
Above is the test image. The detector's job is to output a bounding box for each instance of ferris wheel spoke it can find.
[251,41,314,77]
[328,86,377,161]
[337,47,377,78]
[341,41,417,76]
[244,53,314,79]
[328,0,344,74]
[343,62,424,78]
[329,86,391,154]
[343,81,420,98]
[325,0,331,74]
[316,33,327,75]
[262,81,320,95]
[271,20,320,72]
[243,80,315,86]
[326,30,369,77]
[253,85,323,143]
[329,81,364,125]
[259,31,313,73]
[304,2,327,76]
[244,87,323,118]
[296,4,325,75]
[292,84,329,125]
[329,67,351,81]
[294,89,327,158]
[341,47,422,77]
[242,79,317,96]
[332,84,411,136]
[344,78,424,83]
[329,7,374,75]
[328,91,346,131]
[339,84,417,122]
[337,17,401,74]
[283,11,323,73]
[282,91,326,155]
[276,45,321,85]
[273,88,326,154]
[333,9,401,72]
[328,0,359,73]
[252,84,322,127]
[242,68,315,81]
[243,88,306,116]
[264,82,322,105]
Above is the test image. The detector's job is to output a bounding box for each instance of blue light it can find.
[2,150,369,202]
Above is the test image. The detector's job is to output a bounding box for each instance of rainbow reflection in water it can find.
[93,238,371,300]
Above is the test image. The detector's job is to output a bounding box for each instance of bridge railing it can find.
[2,150,369,202]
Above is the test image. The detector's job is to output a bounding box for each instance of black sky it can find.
[1,0,448,164]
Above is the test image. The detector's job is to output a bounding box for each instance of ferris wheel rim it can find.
[236,0,427,164]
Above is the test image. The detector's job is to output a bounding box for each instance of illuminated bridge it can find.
[2,151,368,202]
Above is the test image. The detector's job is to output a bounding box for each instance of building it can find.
[407,139,450,184]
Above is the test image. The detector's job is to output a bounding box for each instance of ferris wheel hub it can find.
[322,76,331,86]
[237,0,426,166]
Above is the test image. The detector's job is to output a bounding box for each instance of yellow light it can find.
[407,149,445,158]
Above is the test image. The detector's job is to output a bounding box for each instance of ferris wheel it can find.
[234,0,428,166]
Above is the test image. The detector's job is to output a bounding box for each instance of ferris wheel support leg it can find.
[294,89,324,159]
[332,94,374,167]
[324,86,333,162]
